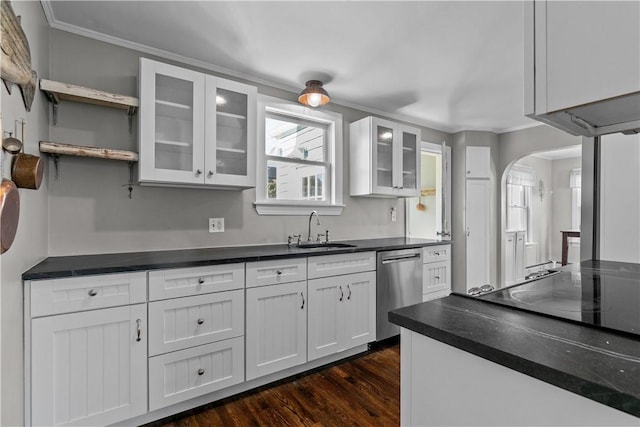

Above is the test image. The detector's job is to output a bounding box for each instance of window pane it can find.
[265,114,326,162]
[267,160,326,201]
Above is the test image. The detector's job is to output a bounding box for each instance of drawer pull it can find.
[136,319,142,342]
[301,291,305,310]
[197,277,205,284]
[434,275,441,280]
[88,289,98,297]
[197,318,205,325]
[434,252,440,256]
[276,270,282,275]
[197,368,205,376]
[347,284,352,300]
[339,285,344,302]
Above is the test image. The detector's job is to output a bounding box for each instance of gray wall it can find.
[47,29,451,256]
[451,131,499,293]
[0,2,50,425]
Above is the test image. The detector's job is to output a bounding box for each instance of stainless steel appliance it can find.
[376,248,423,340]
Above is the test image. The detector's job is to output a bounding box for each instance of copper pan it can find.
[0,179,20,254]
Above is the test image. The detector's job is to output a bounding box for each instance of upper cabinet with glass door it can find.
[350,116,420,197]
[139,58,256,189]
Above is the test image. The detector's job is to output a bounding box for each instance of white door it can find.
[31,305,147,427]
[245,281,307,380]
[406,142,451,240]
[307,276,342,361]
[466,179,491,289]
[342,272,376,350]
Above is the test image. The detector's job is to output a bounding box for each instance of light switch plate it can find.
[209,218,224,232]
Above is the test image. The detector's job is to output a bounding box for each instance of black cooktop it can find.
[479,260,640,338]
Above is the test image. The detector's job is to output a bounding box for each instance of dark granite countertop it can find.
[389,294,640,418]
[23,237,449,280]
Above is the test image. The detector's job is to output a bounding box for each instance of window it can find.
[570,168,581,230]
[255,96,343,215]
[506,165,535,242]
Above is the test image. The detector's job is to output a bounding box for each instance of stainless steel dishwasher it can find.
[376,248,423,340]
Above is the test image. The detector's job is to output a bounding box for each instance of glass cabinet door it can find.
[139,58,204,184]
[372,119,396,194]
[205,77,256,187]
[399,126,419,195]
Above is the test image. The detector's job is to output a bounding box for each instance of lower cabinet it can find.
[308,271,376,361]
[422,245,451,302]
[505,231,526,286]
[148,337,244,410]
[31,304,148,427]
[245,280,307,380]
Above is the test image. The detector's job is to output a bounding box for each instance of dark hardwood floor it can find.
[151,344,400,427]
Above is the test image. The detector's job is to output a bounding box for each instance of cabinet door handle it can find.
[195,169,202,176]
[197,368,205,376]
[207,170,214,177]
[276,270,282,275]
[87,289,98,297]
[300,291,305,310]
[434,275,441,280]
[197,318,205,325]
[136,319,142,342]
[434,252,440,256]
[347,284,352,300]
[339,286,344,302]
[198,277,205,284]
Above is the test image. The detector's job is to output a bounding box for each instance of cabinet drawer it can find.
[246,258,307,288]
[149,263,244,300]
[30,272,147,317]
[307,251,376,279]
[423,245,450,263]
[423,261,450,294]
[148,337,244,411]
[149,290,244,356]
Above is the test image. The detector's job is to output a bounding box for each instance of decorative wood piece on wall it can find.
[1,0,37,112]
[39,141,139,162]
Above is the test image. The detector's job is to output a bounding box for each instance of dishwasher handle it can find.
[381,253,421,264]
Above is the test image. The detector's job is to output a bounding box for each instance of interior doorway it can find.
[501,145,582,287]
[406,142,451,240]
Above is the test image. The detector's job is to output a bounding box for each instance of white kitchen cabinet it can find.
[139,58,256,188]
[465,146,491,179]
[245,280,307,380]
[31,304,147,427]
[524,1,640,136]
[422,245,451,302]
[466,178,491,290]
[350,116,421,197]
[505,231,526,286]
[148,263,244,301]
[308,271,376,361]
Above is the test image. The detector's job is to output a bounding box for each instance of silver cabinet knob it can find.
[198,277,205,284]
[88,289,98,297]
[197,368,205,376]
[276,270,282,275]
[195,169,202,176]
[197,318,205,325]
[435,275,441,280]
[207,171,214,177]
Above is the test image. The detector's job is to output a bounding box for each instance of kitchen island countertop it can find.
[23,237,449,280]
[390,293,640,418]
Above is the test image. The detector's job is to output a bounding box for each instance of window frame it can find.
[255,95,344,215]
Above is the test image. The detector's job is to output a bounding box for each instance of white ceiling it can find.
[42,1,540,134]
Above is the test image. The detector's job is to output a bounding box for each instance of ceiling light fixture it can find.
[298,80,330,108]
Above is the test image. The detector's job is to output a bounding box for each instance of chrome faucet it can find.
[307,210,320,241]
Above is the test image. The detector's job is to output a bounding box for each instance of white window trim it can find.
[255,95,344,215]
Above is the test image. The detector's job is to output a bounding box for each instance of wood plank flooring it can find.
[150,344,400,427]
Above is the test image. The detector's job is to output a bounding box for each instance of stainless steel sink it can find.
[296,242,356,249]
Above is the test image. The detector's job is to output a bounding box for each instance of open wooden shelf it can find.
[39,141,138,162]
[40,79,138,112]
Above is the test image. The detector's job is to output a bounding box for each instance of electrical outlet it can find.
[209,218,224,233]
[391,207,397,222]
